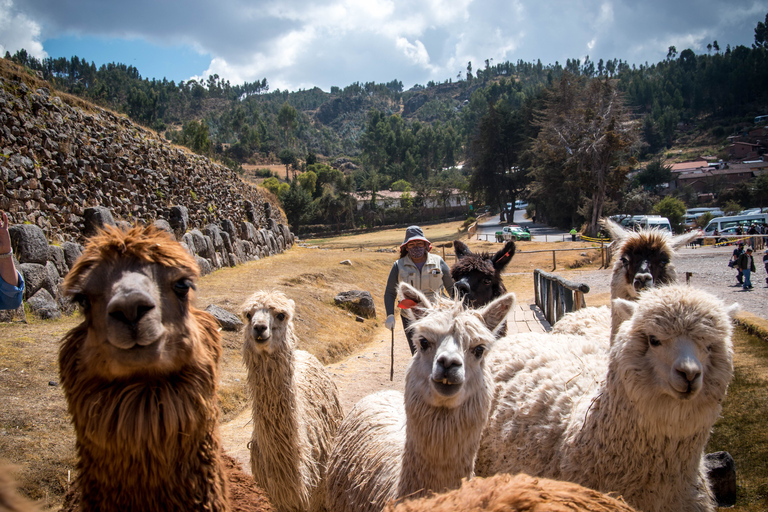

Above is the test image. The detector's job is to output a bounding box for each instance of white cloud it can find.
[0,0,47,59]
[7,0,768,91]
[396,38,432,67]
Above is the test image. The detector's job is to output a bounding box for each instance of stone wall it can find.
[0,75,294,320]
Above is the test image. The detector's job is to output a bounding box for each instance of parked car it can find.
[495,225,531,242]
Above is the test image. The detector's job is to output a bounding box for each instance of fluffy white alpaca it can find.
[325,283,515,512]
[552,218,699,340]
[241,290,344,512]
[476,285,737,512]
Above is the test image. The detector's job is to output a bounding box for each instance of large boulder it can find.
[169,205,189,239]
[27,288,61,320]
[334,290,376,319]
[205,304,243,332]
[705,451,737,507]
[9,224,49,264]
[83,206,116,237]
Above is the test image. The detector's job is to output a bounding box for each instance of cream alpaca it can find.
[325,283,515,512]
[476,285,737,512]
[241,290,343,512]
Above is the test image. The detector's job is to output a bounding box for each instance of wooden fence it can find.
[534,269,591,326]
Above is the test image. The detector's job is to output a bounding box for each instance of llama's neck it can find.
[68,370,227,512]
[567,374,714,510]
[245,332,299,430]
[398,375,492,500]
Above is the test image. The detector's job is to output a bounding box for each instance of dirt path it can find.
[219,323,413,473]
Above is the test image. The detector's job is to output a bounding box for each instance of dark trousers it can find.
[401,314,417,355]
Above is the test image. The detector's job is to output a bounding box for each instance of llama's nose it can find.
[455,280,471,300]
[675,359,702,384]
[633,261,653,291]
[107,290,156,326]
[437,352,464,374]
[252,324,269,340]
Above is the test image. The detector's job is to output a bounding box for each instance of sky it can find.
[1,0,767,93]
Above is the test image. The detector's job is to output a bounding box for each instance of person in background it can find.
[763,249,768,286]
[384,226,454,355]
[737,246,756,290]
[0,211,24,310]
[731,242,745,285]
[570,227,578,241]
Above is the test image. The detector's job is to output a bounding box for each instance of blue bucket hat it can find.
[400,226,430,248]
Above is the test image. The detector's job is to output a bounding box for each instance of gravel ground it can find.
[559,245,767,320]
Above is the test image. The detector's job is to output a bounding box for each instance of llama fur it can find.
[552,218,699,340]
[476,285,737,512]
[58,224,270,512]
[325,283,515,512]
[384,473,638,512]
[241,290,343,512]
[0,463,39,512]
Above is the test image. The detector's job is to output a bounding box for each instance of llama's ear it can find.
[670,230,700,250]
[611,298,637,326]
[726,302,740,319]
[479,292,516,332]
[454,240,472,259]
[397,282,432,321]
[492,241,516,271]
[599,218,628,241]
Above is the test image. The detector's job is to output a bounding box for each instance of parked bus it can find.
[703,213,768,233]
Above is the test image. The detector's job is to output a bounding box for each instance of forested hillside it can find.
[6,13,768,235]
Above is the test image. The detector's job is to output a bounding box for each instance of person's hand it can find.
[0,212,11,255]
[384,314,395,331]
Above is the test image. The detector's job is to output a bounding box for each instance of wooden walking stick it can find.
[390,327,394,381]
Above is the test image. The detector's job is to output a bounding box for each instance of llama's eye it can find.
[472,345,486,359]
[419,337,430,351]
[173,278,195,298]
[276,312,286,321]
[706,344,713,353]
[648,335,661,347]
[245,312,252,320]
[620,257,629,267]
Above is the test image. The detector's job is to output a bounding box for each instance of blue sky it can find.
[1,0,767,92]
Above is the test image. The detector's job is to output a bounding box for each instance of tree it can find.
[467,101,530,214]
[667,46,678,59]
[261,177,282,196]
[637,157,672,193]
[281,180,315,234]
[722,200,742,216]
[531,74,638,235]
[277,102,297,145]
[755,13,768,48]
[652,196,686,233]
[297,170,317,196]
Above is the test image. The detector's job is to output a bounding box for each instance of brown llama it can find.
[58,225,272,512]
[384,473,638,512]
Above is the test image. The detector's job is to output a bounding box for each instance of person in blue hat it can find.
[383,226,454,355]
[0,211,24,310]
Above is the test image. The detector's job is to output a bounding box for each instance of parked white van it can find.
[611,215,672,231]
[703,213,768,233]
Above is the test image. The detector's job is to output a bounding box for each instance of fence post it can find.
[552,250,556,271]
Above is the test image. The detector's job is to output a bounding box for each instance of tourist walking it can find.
[730,242,745,285]
[737,247,756,290]
[384,225,454,355]
[0,211,24,310]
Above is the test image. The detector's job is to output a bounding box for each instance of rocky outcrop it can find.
[0,74,294,319]
[0,76,288,244]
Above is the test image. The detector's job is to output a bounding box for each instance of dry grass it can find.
[707,328,768,511]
